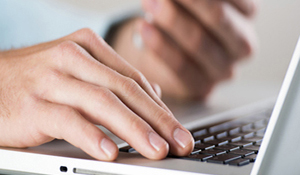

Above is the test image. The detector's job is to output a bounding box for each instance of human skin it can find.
[0,29,194,161]
[110,0,259,101]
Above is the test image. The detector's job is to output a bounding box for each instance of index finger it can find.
[32,28,170,115]
[66,29,168,111]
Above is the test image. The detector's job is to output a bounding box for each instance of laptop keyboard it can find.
[119,109,271,167]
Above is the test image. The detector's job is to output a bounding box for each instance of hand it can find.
[110,0,258,100]
[0,29,194,161]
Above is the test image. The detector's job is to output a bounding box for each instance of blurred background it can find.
[55,0,300,83]
[54,0,300,105]
[5,0,300,106]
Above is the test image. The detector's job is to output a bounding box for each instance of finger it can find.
[37,101,119,161]
[137,20,218,97]
[44,34,194,155]
[151,82,162,99]
[142,0,232,80]
[65,29,171,113]
[25,28,170,115]
[175,0,256,60]
[45,42,193,156]
[37,74,169,160]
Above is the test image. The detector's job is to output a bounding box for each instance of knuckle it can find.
[52,40,82,61]
[130,71,148,87]
[128,117,150,136]
[54,40,91,64]
[76,28,97,38]
[129,117,143,132]
[153,110,177,129]
[120,77,140,95]
[75,28,104,44]
[96,87,116,104]
[55,40,79,54]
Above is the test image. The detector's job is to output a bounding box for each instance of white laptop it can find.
[1,37,300,175]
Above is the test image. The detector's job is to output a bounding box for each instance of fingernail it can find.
[101,138,117,159]
[145,0,159,14]
[149,132,167,152]
[173,128,192,148]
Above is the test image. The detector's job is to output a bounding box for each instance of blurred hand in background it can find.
[110,0,258,101]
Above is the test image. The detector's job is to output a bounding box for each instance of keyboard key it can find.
[228,158,250,166]
[229,127,241,135]
[229,149,255,157]
[215,131,228,139]
[205,139,229,146]
[245,154,257,162]
[242,123,254,132]
[209,122,233,133]
[182,154,213,161]
[191,148,202,155]
[207,154,242,164]
[214,145,240,152]
[119,146,135,153]
[254,119,268,128]
[192,129,208,137]
[200,149,227,156]
[243,136,263,144]
[232,132,255,139]
[242,145,260,153]
[229,141,253,147]
[195,139,201,144]
[221,136,242,142]
[194,135,215,142]
[255,128,266,137]
[194,143,215,150]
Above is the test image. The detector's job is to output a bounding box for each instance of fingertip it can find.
[148,132,169,160]
[170,128,194,156]
[100,138,119,161]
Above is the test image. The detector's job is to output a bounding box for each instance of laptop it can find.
[1,37,300,175]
